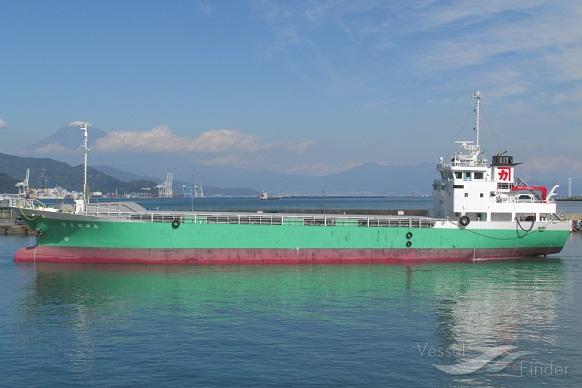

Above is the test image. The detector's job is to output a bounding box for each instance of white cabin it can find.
[432,92,559,224]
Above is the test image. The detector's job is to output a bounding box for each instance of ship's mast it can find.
[473,90,481,148]
[80,122,89,204]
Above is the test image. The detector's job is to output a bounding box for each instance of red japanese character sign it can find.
[496,167,512,182]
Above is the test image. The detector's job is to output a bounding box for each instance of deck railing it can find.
[438,160,488,168]
[83,204,436,229]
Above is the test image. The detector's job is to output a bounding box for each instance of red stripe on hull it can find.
[14,246,561,265]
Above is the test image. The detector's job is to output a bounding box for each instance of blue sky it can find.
[1,0,581,176]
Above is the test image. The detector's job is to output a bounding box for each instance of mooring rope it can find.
[445,219,538,240]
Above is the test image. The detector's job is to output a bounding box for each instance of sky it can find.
[0,0,581,178]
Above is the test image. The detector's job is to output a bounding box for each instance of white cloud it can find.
[545,45,582,82]
[192,128,260,152]
[0,118,6,128]
[255,0,582,103]
[549,85,582,105]
[419,0,548,31]
[68,120,93,127]
[94,125,314,154]
[421,5,582,71]
[480,70,529,98]
[406,1,582,102]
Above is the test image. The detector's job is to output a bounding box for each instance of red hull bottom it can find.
[14,246,561,265]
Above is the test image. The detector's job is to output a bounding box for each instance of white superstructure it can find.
[433,91,560,224]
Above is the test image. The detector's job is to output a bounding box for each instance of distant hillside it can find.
[27,124,439,194]
[0,173,18,194]
[93,165,156,182]
[88,153,437,195]
[0,153,156,193]
[26,123,575,195]
[94,165,260,197]
[313,162,436,195]
[27,124,441,194]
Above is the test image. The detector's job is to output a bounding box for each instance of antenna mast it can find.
[473,90,481,147]
[80,122,90,204]
[473,90,481,148]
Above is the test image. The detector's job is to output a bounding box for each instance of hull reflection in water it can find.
[17,258,569,385]
[25,259,565,331]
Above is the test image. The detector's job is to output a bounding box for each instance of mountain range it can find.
[0,151,261,196]
[20,123,440,195]
[0,153,156,194]
[0,173,18,194]
[93,165,259,196]
[17,123,579,196]
[93,155,436,195]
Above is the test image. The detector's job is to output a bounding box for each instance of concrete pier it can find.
[0,223,33,235]
[0,207,33,235]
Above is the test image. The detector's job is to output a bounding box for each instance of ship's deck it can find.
[82,203,436,229]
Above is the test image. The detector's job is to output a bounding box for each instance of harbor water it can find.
[1,197,581,386]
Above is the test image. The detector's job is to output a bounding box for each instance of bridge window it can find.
[466,212,487,221]
[464,172,472,181]
[455,172,462,179]
[474,172,484,179]
[491,212,512,221]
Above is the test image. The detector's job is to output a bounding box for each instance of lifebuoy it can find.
[405,231,413,239]
[459,215,470,227]
[406,241,412,248]
[171,219,181,229]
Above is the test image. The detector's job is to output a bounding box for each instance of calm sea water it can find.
[1,198,581,387]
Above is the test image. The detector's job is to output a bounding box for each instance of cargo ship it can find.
[14,93,572,264]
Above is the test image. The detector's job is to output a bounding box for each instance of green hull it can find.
[14,210,571,264]
[29,217,569,250]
